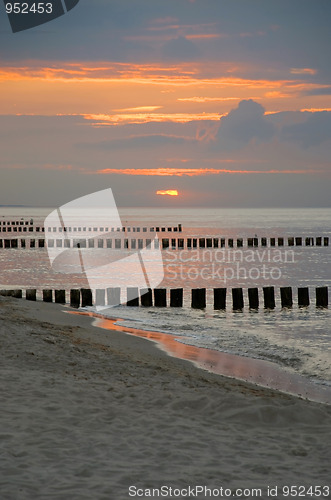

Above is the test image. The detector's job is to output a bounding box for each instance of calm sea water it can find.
[1,207,330,396]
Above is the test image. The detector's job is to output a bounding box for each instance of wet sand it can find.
[75,310,331,405]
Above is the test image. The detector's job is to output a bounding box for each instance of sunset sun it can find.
[156,190,179,197]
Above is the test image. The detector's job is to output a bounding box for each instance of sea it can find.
[1,207,331,403]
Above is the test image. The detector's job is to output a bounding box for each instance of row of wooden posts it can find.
[0,235,330,250]
[0,286,328,309]
[0,223,182,233]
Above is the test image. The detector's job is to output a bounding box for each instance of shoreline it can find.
[1,296,331,499]
[72,309,331,406]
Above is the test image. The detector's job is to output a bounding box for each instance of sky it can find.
[0,0,331,208]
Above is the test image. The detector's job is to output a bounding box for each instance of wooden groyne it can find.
[0,235,329,250]
[0,218,329,249]
[0,220,182,235]
[0,286,328,310]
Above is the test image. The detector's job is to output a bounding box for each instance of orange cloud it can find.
[0,61,323,89]
[148,22,218,31]
[83,112,222,126]
[300,108,331,113]
[156,190,179,196]
[264,91,291,98]
[290,68,317,75]
[112,106,162,112]
[265,107,331,115]
[177,96,241,102]
[1,61,330,117]
[97,168,321,176]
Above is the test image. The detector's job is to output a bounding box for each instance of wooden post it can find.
[70,289,80,308]
[191,288,206,309]
[95,289,105,306]
[154,288,167,307]
[263,286,275,309]
[214,288,226,310]
[248,288,259,309]
[170,288,183,307]
[280,287,293,308]
[316,286,328,308]
[42,289,53,303]
[107,287,121,306]
[81,288,92,307]
[127,287,139,306]
[298,287,309,307]
[55,290,66,304]
[141,288,153,307]
[26,289,37,301]
[232,288,244,310]
[0,289,22,298]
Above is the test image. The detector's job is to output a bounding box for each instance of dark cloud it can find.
[161,36,200,61]
[1,0,329,71]
[280,111,331,148]
[0,111,330,207]
[304,87,331,96]
[215,100,275,149]
[83,134,194,150]
[215,102,331,152]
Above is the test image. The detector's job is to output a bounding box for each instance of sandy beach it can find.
[1,296,330,500]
